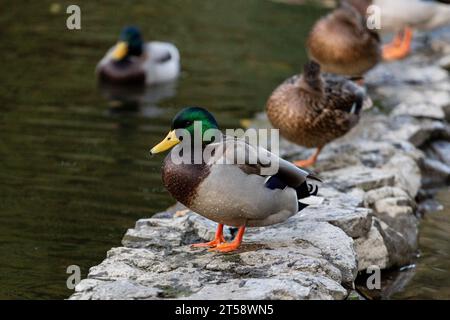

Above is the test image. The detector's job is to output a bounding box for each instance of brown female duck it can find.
[307,1,381,77]
[266,61,367,167]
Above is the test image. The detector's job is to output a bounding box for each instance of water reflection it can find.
[99,81,177,117]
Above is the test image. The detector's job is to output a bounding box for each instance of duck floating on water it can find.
[266,61,369,168]
[150,107,321,252]
[307,1,381,77]
[96,26,180,85]
[346,0,450,60]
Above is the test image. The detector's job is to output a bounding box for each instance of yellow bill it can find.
[112,41,128,60]
[150,130,180,155]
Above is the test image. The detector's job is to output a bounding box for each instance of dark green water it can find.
[0,0,325,299]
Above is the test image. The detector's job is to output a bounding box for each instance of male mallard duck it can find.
[266,61,367,167]
[307,1,381,77]
[96,26,180,85]
[347,0,450,60]
[150,107,321,252]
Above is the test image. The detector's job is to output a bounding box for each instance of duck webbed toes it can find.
[191,223,225,248]
[208,226,245,253]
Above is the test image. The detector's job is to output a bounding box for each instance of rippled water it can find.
[0,0,325,299]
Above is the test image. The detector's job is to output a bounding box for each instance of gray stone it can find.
[384,154,421,198]
[375,219,418,268]
[321,166,396,192]
[319,186,365,209]
[421,158,450,187]
[364,186,410,206]
[366,64,448,87]
[70,212,357,300]
[373,198,418,248]
[387,120,446,147]
[392,102,445,120]
[71,279,162,300]
[354,220,389,271]
[187,275,347,300]
[298,205,372,238]
[429,140,450,165]
[438,54,450,71]
[364,187,418,251]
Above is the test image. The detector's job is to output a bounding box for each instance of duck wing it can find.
[322,73,366,116]
[206,136,320,188]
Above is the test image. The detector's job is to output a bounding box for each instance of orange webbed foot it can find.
[191,236,225,248]
[191,223,225,248]
[208,241,242,253]
[209,226,246,253]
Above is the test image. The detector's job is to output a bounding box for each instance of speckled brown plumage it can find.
[266,61,365,149]
[307,1,380,76]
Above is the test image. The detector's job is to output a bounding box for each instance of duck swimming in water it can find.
[96,26,180,85]
[150,107,321,252]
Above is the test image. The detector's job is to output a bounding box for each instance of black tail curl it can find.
[296,182,319,211]
[307,183,319,196]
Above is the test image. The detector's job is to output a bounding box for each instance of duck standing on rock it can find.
[346,0,450,61]
[149,107,321,252]
[96,26,180,85]
[266,61,368,168]
[307,0,381,77]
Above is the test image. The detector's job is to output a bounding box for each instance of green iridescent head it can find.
[150,107,220,155]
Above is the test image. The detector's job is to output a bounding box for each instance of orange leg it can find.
[192,223,225,248]
[383,27,413,61]
[209,226,246,253]
[293,146,322,168]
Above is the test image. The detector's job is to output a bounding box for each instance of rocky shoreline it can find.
[70,28,450,300]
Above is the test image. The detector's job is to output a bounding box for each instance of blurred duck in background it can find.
[346,0,450,60]
[266,61,370,168]
[96,26,180,85]
[307,0,381,77]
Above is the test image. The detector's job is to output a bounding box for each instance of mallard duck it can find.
[347,0,450,60]
[307,1,381,77]
[266,61,367,167]
[96,26,180,85]
[149,107,321,252]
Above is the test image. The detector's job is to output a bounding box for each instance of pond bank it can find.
[69,29,450,300]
